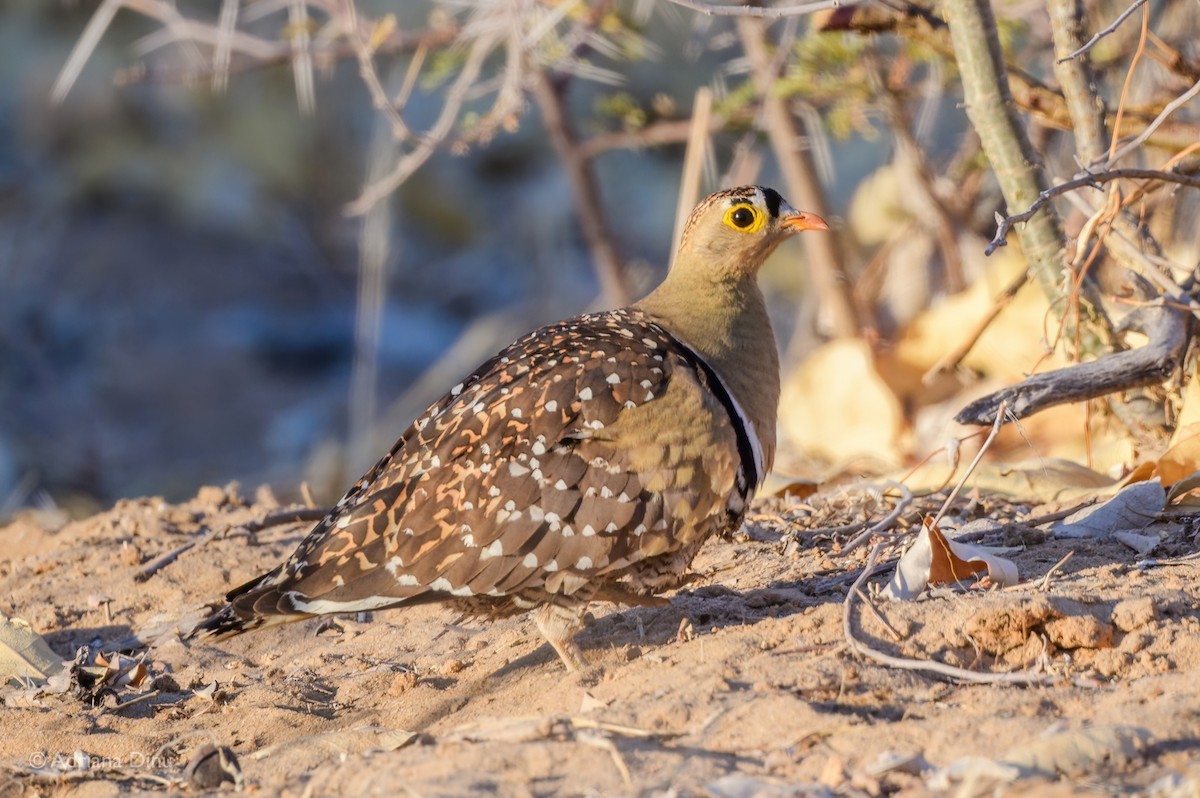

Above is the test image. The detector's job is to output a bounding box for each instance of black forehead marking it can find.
[762,187,783,218]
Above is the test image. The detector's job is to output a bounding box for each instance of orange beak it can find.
[781,210,830,232]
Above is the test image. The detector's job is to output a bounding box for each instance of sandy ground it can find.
[2,482,1200,797]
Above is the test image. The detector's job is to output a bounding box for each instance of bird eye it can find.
[723,204,763,232]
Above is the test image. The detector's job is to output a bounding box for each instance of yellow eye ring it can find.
[723,204,766,233]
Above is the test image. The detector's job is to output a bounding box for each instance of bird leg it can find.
[534,602,590,672]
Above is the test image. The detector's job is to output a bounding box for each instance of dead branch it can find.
[954,278,1192,425]
[987,167,1200,255]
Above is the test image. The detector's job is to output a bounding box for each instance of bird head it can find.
[674,185,828,280]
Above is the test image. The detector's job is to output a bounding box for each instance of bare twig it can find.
[854,588,903,642]
[987,167,1200,255]
[287,0,316,113]
[929,401,1007,531]
[346,34,493,215]
[1056,0,1148,64]
[52,0,122,103]
[1038,550,1075,591]
[842,542,1049,685]
[531,68,630,306]
[662,0,841,18]
[342,0,420,144]
[242,507,330,533]
[1103,76,1200,169]
[134,532,215,583]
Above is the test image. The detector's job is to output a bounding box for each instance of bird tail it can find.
[188,569,313,640]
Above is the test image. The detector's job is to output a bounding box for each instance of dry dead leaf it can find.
[1052,480,1165,539]
[902,458,1116,503]
[884,518,1019,600]
[0,613,64,685]
[779,338,905,464]
[1165,471,1200,505]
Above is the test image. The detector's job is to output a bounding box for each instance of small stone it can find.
[1118,632,1151,655]
[387,671,418,696]
[184,744,242,791]
[1045,614,1114,650]
[1112,597,1156,632]
[441,658,465,675]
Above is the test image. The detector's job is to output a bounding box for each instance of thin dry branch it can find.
[346,34,494,215]
[987,167,1200,255]
[923,269,1030,384]
[1056,0,1149,64]
[1103,75,1200,169]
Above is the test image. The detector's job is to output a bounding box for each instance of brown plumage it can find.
[191,185,828,670]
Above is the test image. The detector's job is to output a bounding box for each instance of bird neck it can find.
[634,266,780,472]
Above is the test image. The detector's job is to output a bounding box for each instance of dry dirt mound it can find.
[2,484,1200,796]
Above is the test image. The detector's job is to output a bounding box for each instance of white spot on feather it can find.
[523,552,538,567]
[579,387,593,401]
[509,462,530,477]
[545,400,558,413]
[575,556,593,569]
[481,539,504,559]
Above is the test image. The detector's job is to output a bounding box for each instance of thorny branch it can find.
[987,167,1200,256]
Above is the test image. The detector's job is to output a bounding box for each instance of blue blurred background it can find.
[0,0,897,514]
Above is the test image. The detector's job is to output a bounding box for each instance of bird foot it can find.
[535,603,589,672]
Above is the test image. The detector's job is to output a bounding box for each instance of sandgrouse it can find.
[191,186,828,670]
